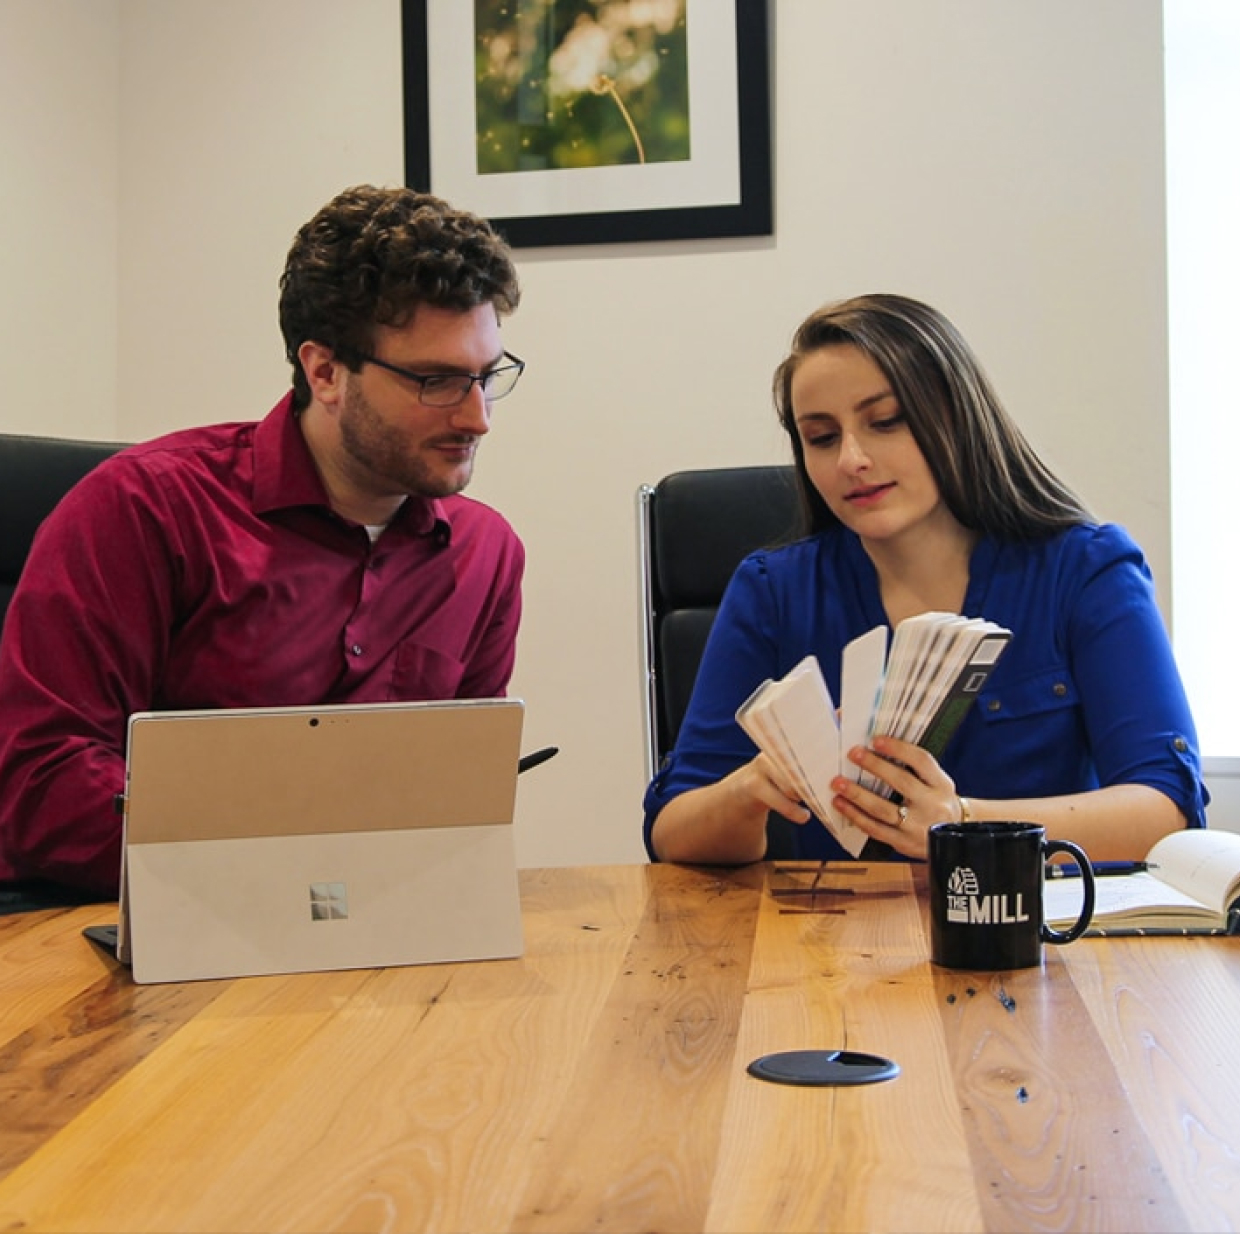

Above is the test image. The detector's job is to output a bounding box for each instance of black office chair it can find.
[0,432,126,914]
[637,467,911,865]
[638,466,809,860]
[637,465,802,777]
[0,432,127,635]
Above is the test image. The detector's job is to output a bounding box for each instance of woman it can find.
[643,294,1207,865]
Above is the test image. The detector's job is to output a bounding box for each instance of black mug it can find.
[928,821,1096,970]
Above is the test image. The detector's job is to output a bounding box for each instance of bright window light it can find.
[1166,0,1240,757]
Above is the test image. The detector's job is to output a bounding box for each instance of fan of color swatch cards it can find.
[735,612,1011,854]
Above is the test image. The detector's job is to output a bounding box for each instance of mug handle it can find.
[1041,839,1096,944]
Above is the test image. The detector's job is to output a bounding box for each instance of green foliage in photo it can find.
[474,0,691,174]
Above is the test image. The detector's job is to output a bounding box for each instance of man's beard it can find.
[338,383,476,499]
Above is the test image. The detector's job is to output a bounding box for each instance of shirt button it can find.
[1173,736,1188,753]
[986,699,1001,712]
[350,643,363,657]
[1052,682,1068,697]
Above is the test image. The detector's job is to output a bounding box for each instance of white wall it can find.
[0,0,119,437]
[116,0,406,432]
[5,0,1198,861]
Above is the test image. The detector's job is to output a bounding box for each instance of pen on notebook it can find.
[1045,860,1156,879]
[518,746,559,775]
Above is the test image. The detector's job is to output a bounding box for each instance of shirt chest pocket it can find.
[975,665,1080,727]
[389,642,467,701]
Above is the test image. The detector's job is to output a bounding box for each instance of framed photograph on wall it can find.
[402,0,772,247]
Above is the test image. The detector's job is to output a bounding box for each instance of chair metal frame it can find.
[636,483,661,781]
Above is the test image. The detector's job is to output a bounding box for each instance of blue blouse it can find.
[642,523,1208,859]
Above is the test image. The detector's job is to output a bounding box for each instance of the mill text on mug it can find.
[946,864,1031,924]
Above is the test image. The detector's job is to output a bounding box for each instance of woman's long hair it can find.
[772,294,1092,539]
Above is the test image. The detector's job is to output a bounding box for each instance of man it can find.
[0,185,526,897]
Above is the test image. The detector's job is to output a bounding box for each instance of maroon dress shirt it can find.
[0,395,524,894]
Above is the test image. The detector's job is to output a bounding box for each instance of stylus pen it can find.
[1045,860,1155,879]
[518,746,559,774]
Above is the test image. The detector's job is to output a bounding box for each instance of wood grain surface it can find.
[0,862,1237,1233]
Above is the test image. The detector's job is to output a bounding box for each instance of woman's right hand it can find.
[650,752,811,864]
[723,753,812,826]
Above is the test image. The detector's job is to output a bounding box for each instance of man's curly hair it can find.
[279,185,521,409]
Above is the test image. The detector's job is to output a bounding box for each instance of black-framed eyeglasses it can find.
[357,350,525,407]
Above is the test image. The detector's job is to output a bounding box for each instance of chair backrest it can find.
[0,432,127,634]
[637,465,801,779]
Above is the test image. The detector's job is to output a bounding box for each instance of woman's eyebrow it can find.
[855,389,897,411]
[795,390,896,423]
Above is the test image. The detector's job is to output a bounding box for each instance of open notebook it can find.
[103,698,526,984]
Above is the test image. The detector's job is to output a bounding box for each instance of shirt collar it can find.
[251,392,452,542]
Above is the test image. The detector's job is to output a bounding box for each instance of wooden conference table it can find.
[1,861,1238,1234]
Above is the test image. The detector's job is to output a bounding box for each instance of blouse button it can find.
[986,699,1001,713]
[1173,736,1188,753]
[350,643,363,657]
[1052,682,1068,697]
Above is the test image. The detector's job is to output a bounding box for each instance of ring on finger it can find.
[894,804,909,829]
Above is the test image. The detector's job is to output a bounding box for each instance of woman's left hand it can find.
[830,735,962,859]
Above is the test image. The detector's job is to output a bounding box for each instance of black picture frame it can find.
[402,0,772,248]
